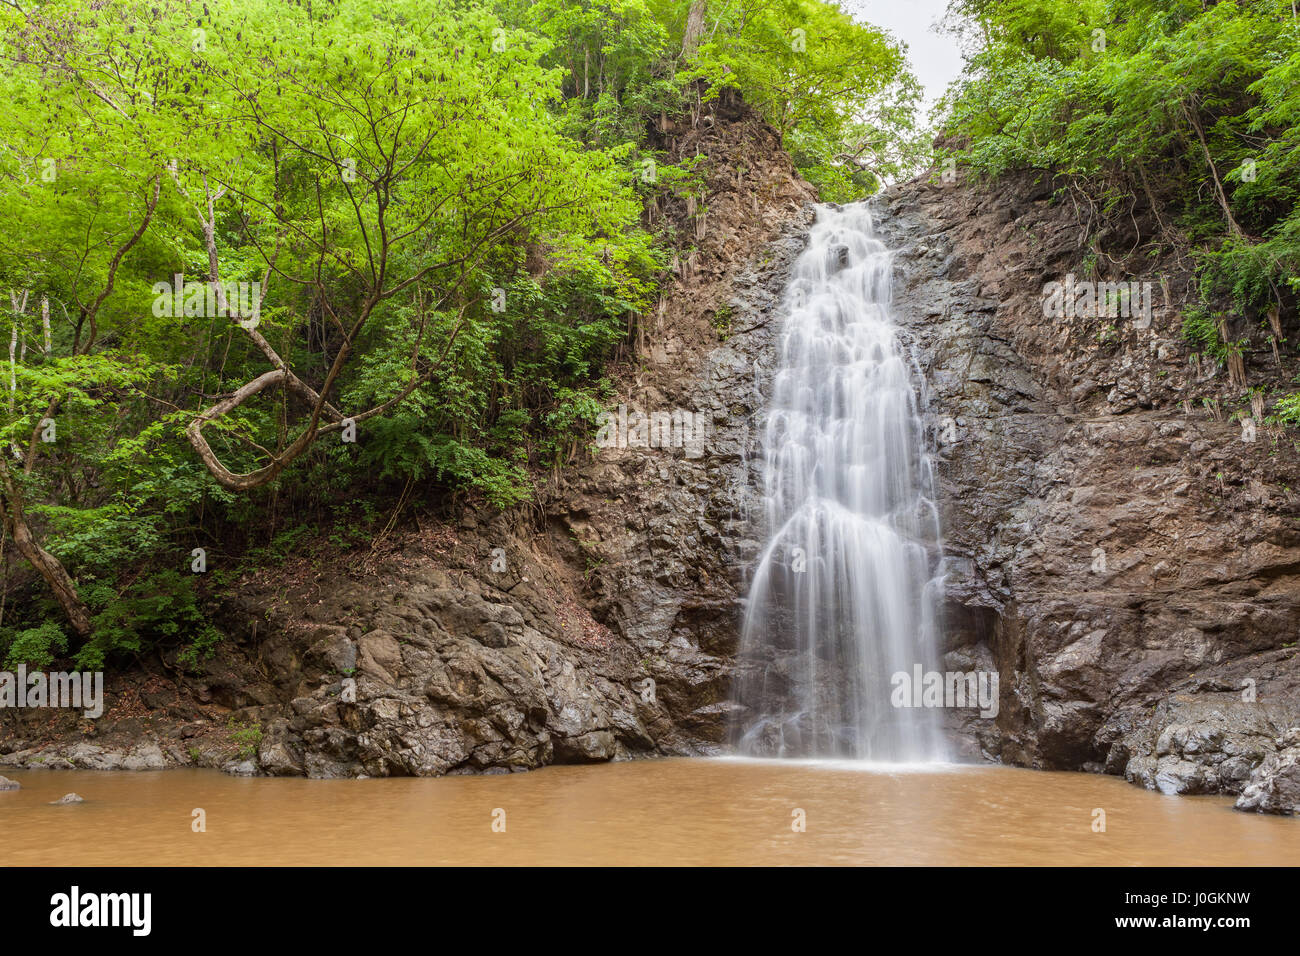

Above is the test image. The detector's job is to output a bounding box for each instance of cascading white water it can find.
[732,203,947,762]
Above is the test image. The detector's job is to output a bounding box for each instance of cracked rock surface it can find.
[878,171,1300,812]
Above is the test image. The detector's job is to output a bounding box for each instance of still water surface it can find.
[3,758,1296,865]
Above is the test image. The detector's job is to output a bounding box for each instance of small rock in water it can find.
[0,775,20,791]
[50,792,85,805]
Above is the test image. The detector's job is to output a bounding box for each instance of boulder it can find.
[1236,729,1300,815]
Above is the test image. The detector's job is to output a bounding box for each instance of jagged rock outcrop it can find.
[1117,695,1298,797]
[222,547,657,777]
[534,91,817,749]
[877,169,1300,812]
[544,232,810,749]
[1236,728,1300,814]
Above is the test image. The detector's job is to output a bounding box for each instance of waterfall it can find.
[732,203,947,762]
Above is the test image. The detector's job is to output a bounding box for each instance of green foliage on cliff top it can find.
[0,0,918,667]
[941,0,1300,316]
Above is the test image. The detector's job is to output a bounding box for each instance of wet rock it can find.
[358,631,403,682]
[258,720,305,777]
[876,171,1300,794]
[1114,695,1297,800]
[1236,729,1300,814]
[0,775,19,790]
[64,743,126,771]
[1154,757,1210,796]
[259,741,304,776]
[122,742,167,771]
[307,627,357,675]
[554,731,617,763]
[49,793,85,805]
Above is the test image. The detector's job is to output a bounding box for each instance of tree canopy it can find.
[0,0,918,670]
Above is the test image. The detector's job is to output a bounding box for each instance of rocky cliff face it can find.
[542,108,816,751]
[877,170,1300,812]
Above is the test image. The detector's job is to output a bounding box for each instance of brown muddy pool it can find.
[2,758,1297,865]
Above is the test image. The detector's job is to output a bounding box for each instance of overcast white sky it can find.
[839,0,967,113]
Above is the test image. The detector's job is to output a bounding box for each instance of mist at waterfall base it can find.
[732,203,949,763]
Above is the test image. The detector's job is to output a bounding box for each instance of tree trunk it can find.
[0,458,93,638]
[7,314,17,411]
[681,0,707,60]
[1181,98,1246,240]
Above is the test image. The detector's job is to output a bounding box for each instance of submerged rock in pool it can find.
[0,775,19,791]
[49,793,85,805]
